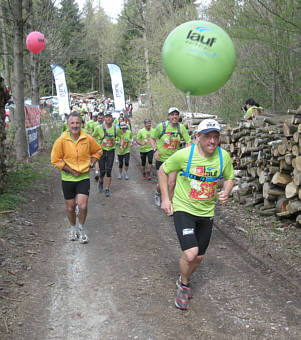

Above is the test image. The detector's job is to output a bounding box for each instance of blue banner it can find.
[27,127,39,157]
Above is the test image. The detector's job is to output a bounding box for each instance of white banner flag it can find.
[107,64,125,111]
[51,64,70,118]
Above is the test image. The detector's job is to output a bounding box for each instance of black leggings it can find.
[140,150,154,166]
[99,149,115,177]
[118,153,130,169]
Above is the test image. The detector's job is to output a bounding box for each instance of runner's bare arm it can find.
[62,164,81,177]
[217,179,235,204]
[158,166,173,214]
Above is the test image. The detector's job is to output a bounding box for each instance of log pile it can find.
[221,106,301,226]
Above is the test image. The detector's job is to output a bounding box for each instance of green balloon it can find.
[162,20,236,95]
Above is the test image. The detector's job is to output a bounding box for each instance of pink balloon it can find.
[26,31,45,54]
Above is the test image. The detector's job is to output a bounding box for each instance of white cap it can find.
[92,112,98,116]
[120,122,127,128]
[168,107,180,115]
[197,119,221,134]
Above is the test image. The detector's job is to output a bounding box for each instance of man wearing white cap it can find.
[158,119,235,310]
[150,107,191,208]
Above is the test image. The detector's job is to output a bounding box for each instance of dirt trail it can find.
[1,147,301,340]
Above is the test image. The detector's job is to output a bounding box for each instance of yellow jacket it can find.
[51,130,102,173]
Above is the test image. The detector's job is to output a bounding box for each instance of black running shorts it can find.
[140,150,154,166]
[118,153,130,168]
[173,211,214,255]
[155,160,164,170]
[99,149,115,177]
[62,178,90,200]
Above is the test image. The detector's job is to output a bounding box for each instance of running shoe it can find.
[69,226,79,241]
[98,181,103,192]
[175,285,189,310]
[118,173,122,180]
[78,230,89,244]
[124,173,129,180]
[105,189,110,197]
[154,191,161,207]
[176,276,193,299]
[94,171,99,181]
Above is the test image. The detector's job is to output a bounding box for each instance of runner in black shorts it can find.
[51,112,102,244]
[136,120,155,180]
[158,119,235,310]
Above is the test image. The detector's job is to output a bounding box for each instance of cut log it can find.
[287,199,301,214]
[283,122,298,136]
[263,182,285,199]
[293,131,299,143]
[259,208,276,216]
[275,196,290,213]
[284,153,293,165]
[293,170,301,186]
[295,214,301,228]
[259,170,270,184]
[291,144,299,156]
[271,172,291,186]
[279,159,293,172]
[285,181,298,199]
[294,156,301,171]
[277,143,287,155]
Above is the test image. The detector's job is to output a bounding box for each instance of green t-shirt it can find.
[152,121,191,161]
[163,145,234,217]
[92,124,122,151]
[63,122,68,132]
[86,120,98,133]
[136,127,155,153]
[116,130,132,155]
[61,131,90,182]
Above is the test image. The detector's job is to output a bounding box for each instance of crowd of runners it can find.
[50,99,234,310]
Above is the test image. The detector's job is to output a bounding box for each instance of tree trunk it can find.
[143,30,153,113]
[0,3,11,88]
[13,0,27,159]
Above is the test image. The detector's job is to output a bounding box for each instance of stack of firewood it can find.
[220,106,301,226]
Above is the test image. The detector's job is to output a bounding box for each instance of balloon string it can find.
[186,92,191,112]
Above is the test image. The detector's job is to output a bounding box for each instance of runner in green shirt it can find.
[158,119,235,310]
[92,111,122,197]
[150,107,191,207]
[136,119,155,180]
[86,112,98,135]
[116,122,133,180]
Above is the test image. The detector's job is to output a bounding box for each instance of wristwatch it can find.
[153,148,157,152]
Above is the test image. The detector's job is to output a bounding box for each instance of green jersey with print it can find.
[92,124,121,151]
[152,121,191,161]
[116,130,132,155]
[163,145,234,217]
[86,120,98,133]
[136,128,155,153]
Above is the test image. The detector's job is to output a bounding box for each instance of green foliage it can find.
[0,156,51,211]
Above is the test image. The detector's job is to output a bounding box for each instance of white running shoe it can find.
[124,173,129,180]
[69,227,79,241]
[78,229,89,244]
[118,173,122,180]
[154,192,161,207]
